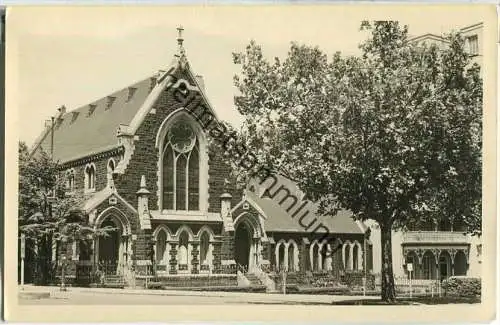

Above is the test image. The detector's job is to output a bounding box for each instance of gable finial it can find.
[177,25,185,55]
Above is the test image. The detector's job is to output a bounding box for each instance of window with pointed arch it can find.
[162,120,200,211]
[344,244,351,271]
[156,230,167,265]
[65,169,75,192]
[178,231,190,270]
[84,164,96,192]
[352,244,359,270]
[199,232,210,269]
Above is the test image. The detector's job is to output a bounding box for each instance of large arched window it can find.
[162,120,200,211]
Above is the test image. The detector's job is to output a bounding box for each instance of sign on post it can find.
[20,233,26,259]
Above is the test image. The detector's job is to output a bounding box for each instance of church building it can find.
[29,29,372,289]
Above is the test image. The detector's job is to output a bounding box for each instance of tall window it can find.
[466,35,479,56]
[66,169,75,192]
[352,244,359,271]
[344,244,351,271]
[178,231,189,270]
[200,232,210,265]
[85,164,96,191]
[162,121,200,211]
[156,230,167,264]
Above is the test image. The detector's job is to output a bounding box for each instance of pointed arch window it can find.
[162,120,200,211]
[200,232,210,265]
[65,169,75,192]
[84,164,96,192]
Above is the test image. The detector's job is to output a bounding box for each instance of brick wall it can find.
[112,69,243,213]
[61,153,122,195]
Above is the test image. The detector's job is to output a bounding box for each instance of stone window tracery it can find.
[162,120,200,211]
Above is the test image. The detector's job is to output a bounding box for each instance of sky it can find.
[8,5,488,146]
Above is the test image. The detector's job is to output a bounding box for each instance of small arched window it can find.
[200,232,210,264]
[85,164,96,191]
[352,244,359,271]
[178,231,189,270]
[344,244,351,271]
[288,243,295,272]
[156,230,167,264]
[66,169,75,192]
[107,159,115,173]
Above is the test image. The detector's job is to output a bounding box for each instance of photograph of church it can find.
[12,6,487,314]
[27,30,372,290]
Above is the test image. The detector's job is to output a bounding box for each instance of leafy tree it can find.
[19,142,113,284]
[230,21,481,301]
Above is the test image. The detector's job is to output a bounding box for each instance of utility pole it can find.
[50,116,55,159]
[20,233,25,289]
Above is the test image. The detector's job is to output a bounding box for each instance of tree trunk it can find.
[380,222,396,302]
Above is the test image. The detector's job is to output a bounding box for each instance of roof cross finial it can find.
[177,25,185,55]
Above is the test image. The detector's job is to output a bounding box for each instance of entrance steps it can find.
[237,271,267,292]
[245,273,263,286]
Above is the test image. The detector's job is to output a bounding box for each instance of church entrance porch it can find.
[233,214,263,274]
[234,222,252,271]
[93,209,132,278]
[98,218,120,274]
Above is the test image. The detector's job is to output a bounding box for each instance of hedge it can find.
[442,276,481,297]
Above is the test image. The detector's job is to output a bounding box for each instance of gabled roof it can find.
[31,76,156,163]
[239,174,367,235]
[30,47,217,164]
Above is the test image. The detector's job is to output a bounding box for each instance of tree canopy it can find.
[230,21,482,301]
[19,142,113,284]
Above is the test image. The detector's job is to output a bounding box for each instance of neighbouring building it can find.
[368,22,483,283]
[26,28,373,289]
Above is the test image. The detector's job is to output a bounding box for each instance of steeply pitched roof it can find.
[32,76,156,163]
[241,174,367,235]
[30,50,217,164]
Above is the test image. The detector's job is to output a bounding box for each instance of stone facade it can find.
[31,43,371,288]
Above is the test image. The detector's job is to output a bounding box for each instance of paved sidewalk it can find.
[19,285,377,304]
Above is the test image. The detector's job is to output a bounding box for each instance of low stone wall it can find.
[139,274,238,288]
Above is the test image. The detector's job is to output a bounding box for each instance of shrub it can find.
[341,271,376,290]
[442,276,481,297]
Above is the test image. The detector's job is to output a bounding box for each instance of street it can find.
[19,286,377,305]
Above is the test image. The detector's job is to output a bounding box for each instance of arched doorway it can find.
[97,217,122,274]
[234,222,251,271]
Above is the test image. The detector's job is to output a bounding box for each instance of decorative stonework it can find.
[191,242,200,274]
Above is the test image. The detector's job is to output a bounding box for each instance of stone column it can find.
[450,249,457,276]
[283,243,289,271]
[169,242,178,275]
[212,238,222,274]
[191,241,200,274]
[300,238,309,274]
[221,232,235,273]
